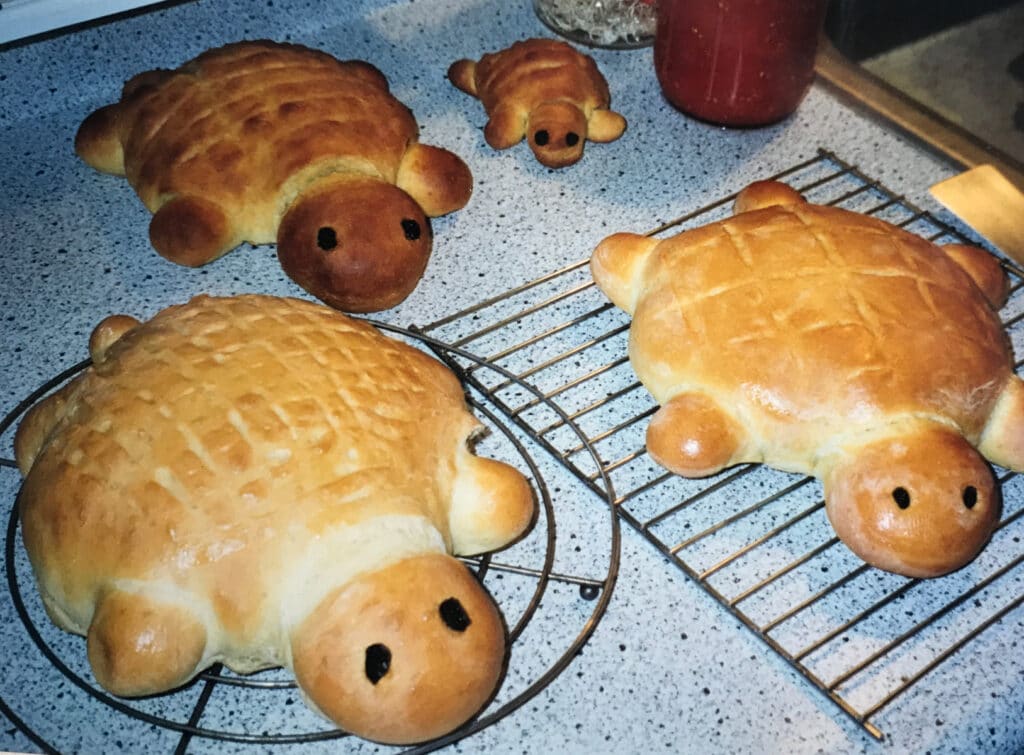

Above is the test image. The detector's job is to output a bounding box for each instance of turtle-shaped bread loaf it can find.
[74,40,473,313]
[590,180,1024,578]
[447,38,626,168]
[13,294,535,745]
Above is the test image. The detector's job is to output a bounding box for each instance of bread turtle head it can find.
[526,101,588,168]
[291,553,505,744]
[277,176,432,313]
[823,425,1001,577]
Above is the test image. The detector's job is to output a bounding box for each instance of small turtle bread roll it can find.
[448,38,627,168]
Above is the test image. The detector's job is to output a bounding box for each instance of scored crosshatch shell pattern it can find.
[0,325,620,754]
[416,149,1024,740]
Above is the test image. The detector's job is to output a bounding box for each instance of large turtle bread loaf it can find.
[14,294,536,744]
[74,40,473,313]
[591,180,1023,578]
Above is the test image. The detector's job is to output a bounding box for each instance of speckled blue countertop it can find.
[2,1,1023,754]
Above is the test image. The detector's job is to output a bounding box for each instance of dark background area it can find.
[825,0,1020,60]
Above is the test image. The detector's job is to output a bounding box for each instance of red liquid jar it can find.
[654,0,827,127]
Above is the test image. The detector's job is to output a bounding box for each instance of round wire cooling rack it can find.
[0,320,621,754]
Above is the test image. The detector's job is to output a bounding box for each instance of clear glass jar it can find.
[534,0,657,49]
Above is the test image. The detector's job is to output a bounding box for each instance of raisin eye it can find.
[317,226,338,251]
[566,132,579,146]
[892,487,911,509]
[439,597,471,632]
[401,218,421,241]
[963,486,978,509]
[365,643,391,684]
[534,129,549,146]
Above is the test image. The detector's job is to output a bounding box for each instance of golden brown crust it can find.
[592,181,1018,576]
[589,232,658,313]
[645,393,744,477]
[74,103,126,175]
[12,378,80,475]
[449,454,537,554]
[733,179,806,213]
[114,42,412,213]
[941,242,1010,308]
[291,554,506,745]
[87,589,208,696]
[448,38,625,167]
[396,142,475,218]
[626,202,1011,451]
[276,176,432,312]
[979,375,1024,469]
[75,40,472,311]
[16,294,534,741]
[447,58,477,96]
[471,38,610,113]
[149,195,234,266]
[824,426,1000,578]
[88,314,140,362]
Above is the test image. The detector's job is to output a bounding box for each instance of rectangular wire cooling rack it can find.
[415,149,1024,740]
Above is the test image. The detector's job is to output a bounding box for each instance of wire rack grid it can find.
[415,148,1024,741]
[0,324,621,753]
